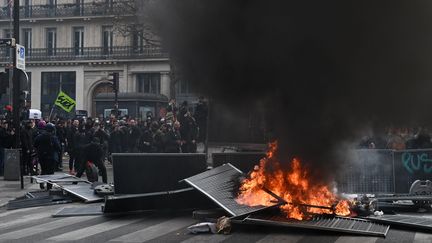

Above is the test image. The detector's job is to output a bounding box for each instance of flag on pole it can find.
[54,91,76,112]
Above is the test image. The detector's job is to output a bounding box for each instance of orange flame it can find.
[236,141,350,220]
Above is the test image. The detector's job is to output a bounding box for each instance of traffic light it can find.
[19,90,28,107]
[0,71,9,100]
[108,72,119,92]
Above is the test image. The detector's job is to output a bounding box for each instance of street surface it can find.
[1,203,432,243]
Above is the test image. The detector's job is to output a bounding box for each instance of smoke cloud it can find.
[144,0,432,182]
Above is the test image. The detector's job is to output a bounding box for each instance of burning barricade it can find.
[184,141,391,237]
[184,141,432,236]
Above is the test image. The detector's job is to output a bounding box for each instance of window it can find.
[74,0,84,16]
[132,30,145,52]
[46,28,56,56]
[102,26,113,55]
[41,72,76,116]
[47,0,57,16]
[137,73,160,94]
[22,29,32,56]
[73,27,84,55]
[176,80,192,95]
[47,0,57,7]
[24,0,32,18]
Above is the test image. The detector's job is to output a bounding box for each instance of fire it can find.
[236,141,351,220]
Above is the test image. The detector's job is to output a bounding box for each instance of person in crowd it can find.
[33,123,61,190]
[55,120,67,171]
[194,96,208,143]
[386,127,406,150]
[164,122,182,153]
[166,99,178,120]
[180,112,199,153]
[140,120,154,152]
[109,121,123,154]
[178,101,189,125]
[412,127,432,149]
[93,120,110,161]
[0,120,14,176]
[21,120,34,175]
[127,119,141,152]
[153,122,166,152]
[76,137,107,183]
[66,119,80,174]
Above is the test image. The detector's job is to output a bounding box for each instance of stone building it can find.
[0,0,196,119]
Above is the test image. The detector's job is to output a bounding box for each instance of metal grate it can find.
[244,214,389,237]
[375,194,432,201]
[32,173,90,184]
[183,163,282,218]
[61,184,103,203]
[365,215,432,230]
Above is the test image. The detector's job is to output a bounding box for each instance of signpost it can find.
[15,44,25,71]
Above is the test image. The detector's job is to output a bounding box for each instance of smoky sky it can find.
[145,0,432,181]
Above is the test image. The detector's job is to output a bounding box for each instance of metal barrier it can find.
[337,149,394,194]
[112,153,207,194]
[212,149,432,194]
[338,148,432,194]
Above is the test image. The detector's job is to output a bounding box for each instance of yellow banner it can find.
[54,91,76,112]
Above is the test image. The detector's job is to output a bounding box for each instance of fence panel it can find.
[112,153,207,194]
[337,149,394,194]
[393,149,432,193]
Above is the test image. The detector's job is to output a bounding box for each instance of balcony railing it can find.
[0,46,168,63]
[0,1,133,20]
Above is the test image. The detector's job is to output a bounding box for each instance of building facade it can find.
[0,0,178,119]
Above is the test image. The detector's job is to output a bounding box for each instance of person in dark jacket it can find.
[34,123,61,190]
[0,120,13,176]
[163,122,182,153]
[127,119,141,152]
[153,122,166,152]
[76,137,107,183]
[194,96,208,143]
[55,120,67,171]
[140,121,154,152]
[180,112,199,153]
[109,122,123,154]
[66,119,79,174]
[21,121,34,175]
[93,121,110,162]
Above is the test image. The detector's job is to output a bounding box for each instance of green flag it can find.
[54,91,76,112]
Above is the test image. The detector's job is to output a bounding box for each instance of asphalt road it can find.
[0,203,432,243]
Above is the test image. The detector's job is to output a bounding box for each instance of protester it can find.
[75,137,107,183]
[33,123,61,190]
[21,121,34,175]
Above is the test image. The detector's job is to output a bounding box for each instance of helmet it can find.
[45,123,55,133]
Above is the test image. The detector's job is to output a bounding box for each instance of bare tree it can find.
[111,0,181,98]
[111,0,161,46]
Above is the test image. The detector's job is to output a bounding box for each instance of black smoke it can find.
[144,0,432,182]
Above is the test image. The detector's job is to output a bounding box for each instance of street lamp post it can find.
[12,0,24,189]
[108,72,119,118]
